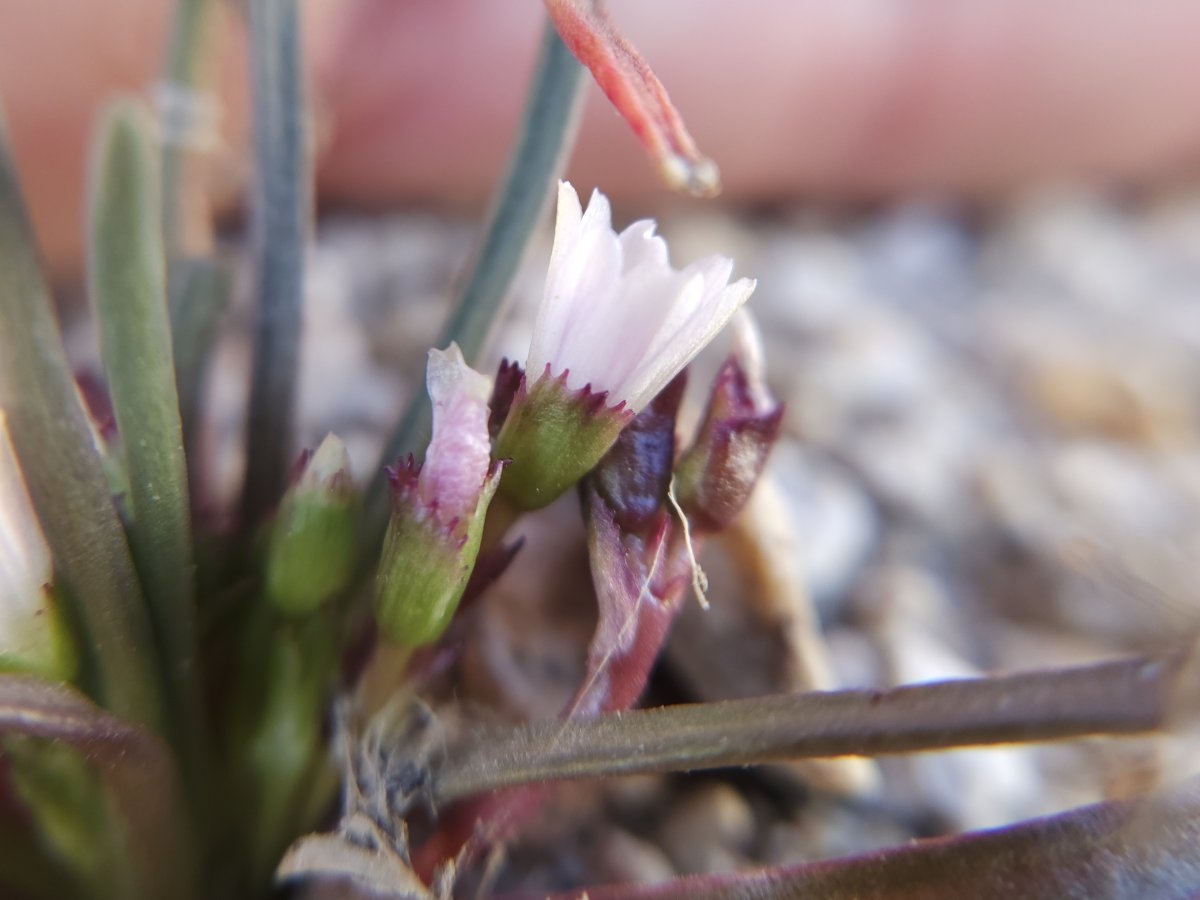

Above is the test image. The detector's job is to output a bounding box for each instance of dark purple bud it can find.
[591,371,687,534]
[675,357,783,533]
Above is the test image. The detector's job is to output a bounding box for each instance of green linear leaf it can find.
[0,105,163,730]
[0,676,195,900]
[170,255,231,466]
[240,0,308,526]
[88,100,204,783]
[362,17,587,551]
[431,652,1188,804]
[160,0,219,270]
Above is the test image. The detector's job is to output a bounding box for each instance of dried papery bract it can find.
[545,0,720,196]
[570,375,689,717]
[572,350,780,718]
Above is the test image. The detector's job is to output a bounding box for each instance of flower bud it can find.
[265,434,358,616]
[375,345,502,647]
[0,412,77,680]
[674,318,783,533]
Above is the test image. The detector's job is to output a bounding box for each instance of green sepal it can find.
[493,367,632,511]
[374,463,502,648]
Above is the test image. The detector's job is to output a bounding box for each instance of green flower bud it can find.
[265,434,358,616]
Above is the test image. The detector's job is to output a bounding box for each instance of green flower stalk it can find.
[0,412,76,681]
[375,345,503,648]
[493,181,755,510]
[265,433,358,616]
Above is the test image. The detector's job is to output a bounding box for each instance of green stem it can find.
[227,612,337,894]
[160,0,219,269]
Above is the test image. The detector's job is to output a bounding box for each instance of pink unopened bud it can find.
[375,345,503,648]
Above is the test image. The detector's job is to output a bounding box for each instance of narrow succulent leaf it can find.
[365,18,587,549]
[89,101,203,767]
[160,0,220,270]
[0,675,195,900]
[431,652,1188,805]
[159,0,227,465]
[0,106,163,729]
[170,255,231,467]
[241,0,309,525]
[529,778,1200,900]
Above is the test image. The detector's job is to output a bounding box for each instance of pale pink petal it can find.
[420,344,494,518]
[618,219,669,272]
[528,182,756,411]
[528,188,623,379]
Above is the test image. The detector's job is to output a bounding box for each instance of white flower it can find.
[418,343,495,519]
[526,181,756,413]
